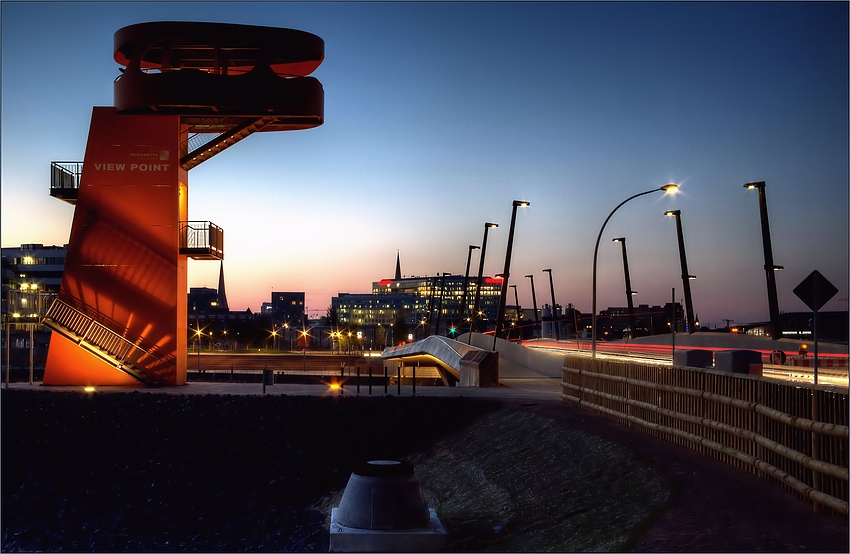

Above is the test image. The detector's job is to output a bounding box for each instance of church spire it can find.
[217,261,229,310]
[394,250,402,280]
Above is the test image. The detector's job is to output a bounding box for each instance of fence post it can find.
[413,362,416,396]
[811,390,821,513]
[356,366,360,395]
[397,364,401,395]
[230,365,233,382]
[369,366,372,395]
[384,365,388,395]
[29,326,34,385]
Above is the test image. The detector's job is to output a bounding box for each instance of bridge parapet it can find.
[562,354,849,515]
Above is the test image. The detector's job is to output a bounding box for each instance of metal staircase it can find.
[180,116,277,170]
[42,297,168,385]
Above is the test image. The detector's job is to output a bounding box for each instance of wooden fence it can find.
[561,354,848,514]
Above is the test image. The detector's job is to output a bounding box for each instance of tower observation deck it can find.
[43,22,324,386]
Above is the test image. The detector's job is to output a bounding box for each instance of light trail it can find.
[527,341,848,388]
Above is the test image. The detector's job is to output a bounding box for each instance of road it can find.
[526,338,849,388]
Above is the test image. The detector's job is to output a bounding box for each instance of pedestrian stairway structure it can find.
[382,336,499,387]
[43,22,324,385]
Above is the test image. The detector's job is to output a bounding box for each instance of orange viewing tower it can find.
[42,22,324,385]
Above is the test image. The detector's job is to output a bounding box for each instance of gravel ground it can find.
[2,389,847,552]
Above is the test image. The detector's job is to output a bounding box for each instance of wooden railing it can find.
[561,355,848,514]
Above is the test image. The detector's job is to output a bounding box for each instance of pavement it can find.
[4,377,565,401]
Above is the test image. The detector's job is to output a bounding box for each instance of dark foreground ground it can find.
[2,389,847,552]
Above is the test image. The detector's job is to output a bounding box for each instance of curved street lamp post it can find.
[592,185,678,358]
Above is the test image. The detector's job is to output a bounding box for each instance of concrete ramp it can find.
[461,333,564,379]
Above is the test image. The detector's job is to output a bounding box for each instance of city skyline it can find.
[2,2,848,330]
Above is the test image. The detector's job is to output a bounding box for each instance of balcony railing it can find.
[50,162,83,204]
[179,221,224,260]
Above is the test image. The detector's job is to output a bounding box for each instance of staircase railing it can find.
[42,297,166,385]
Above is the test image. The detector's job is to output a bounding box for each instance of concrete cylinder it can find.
[336,460,430,531]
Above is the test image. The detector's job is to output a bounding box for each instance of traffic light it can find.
[448,325,457,336]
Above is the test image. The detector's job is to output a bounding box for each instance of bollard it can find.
[397,365,401,395]
[369,366,373,395]
[356,366,361,395]
[230,365,234,382]
[263,366,274,393]
[412,363,416,396]
[384,365,388,394]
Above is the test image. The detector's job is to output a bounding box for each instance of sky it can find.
[2,1,848,329]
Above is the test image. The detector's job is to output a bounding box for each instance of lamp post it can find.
[612,237,638,338]
[195,328,202,372]
[470,222,499,341]
[494,200,530,350]
[434,272,451,336]
[744,181,783,339]
[664,210,696,334]
[509,284,520,327]
[592,184,678,358]
[542,268,560,341]
[459,245,480,334]
[284,322,291,351]
[524,274,540,339]
[425,275,438,338]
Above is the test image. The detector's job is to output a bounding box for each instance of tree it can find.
[391,317,410,346]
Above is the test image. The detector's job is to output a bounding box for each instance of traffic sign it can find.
[793,270,838,312]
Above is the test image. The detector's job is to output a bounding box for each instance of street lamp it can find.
[612,237,638,338]
[524,274,540,339]
[592,184,678,358]
[470,222,499,341]
[459,245,480,335]
[195,327,202,372]
[434,272,451,337]
[744,181,783,339]
[542,268,560,341]
[664,210,696,334]
[509,284,520,326]
[494,200,530,350]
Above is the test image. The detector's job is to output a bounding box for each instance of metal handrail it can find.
[179,221,224,257]
[50,162,83,191]
[43,297,165,375]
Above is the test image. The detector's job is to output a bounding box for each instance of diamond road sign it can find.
[793,270,838,313]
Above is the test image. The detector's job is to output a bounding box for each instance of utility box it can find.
[262,368,274,386]
[673,349,713,369]
[715,350,763,375]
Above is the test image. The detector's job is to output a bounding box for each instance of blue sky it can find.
[2,1,848,328]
